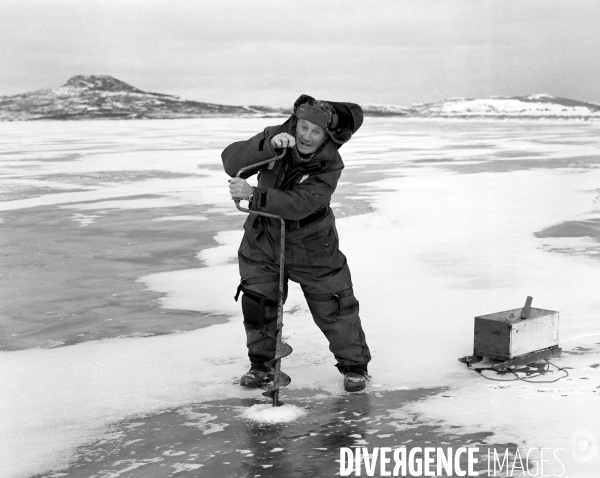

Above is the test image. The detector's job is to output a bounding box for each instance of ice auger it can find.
[233,149,292,407]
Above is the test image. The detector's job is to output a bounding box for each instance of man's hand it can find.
[229,177,254,201]
[270,133,295,149]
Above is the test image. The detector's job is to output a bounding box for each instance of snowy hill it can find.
[359,103,414,116]
[0,75,285,121]
[362,94,600,119]
[1,76,599,121]
[424,94,600,118]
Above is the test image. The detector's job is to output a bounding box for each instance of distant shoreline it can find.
[1,113,600,122]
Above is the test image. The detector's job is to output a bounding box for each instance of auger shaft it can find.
[234,150,291,407]
[272,216,286,406]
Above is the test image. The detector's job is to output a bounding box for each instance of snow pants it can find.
[236,210,371,373]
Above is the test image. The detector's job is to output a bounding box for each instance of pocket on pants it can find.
[336,295,359,317]
[291,225,340,267]
[306,292,358,323]
[239,230,268,262]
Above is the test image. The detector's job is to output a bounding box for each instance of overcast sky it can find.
[1,0,599,107]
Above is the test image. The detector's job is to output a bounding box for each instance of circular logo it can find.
[572,430,598,464]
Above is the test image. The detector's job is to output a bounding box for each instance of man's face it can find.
[295,119,327,155]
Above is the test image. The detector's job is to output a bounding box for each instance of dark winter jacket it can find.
[222,101,363,225]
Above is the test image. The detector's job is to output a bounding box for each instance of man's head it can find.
[295,118,327,155]
[293,95,338,155]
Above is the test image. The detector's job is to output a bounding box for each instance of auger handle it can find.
[233,149,287,212]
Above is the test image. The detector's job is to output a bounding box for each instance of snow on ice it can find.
[241,404,308,425]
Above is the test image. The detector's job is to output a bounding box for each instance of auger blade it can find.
[261,370,291,392]
[264,342,293,369]
[262,340,292,407]
[261,369,291,407]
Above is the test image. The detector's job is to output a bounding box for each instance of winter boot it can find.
[239,367,273,388]
[340,365,370,392]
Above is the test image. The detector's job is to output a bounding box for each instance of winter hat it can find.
[293,94,338,131]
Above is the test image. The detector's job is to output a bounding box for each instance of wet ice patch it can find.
[153,215,208,221]
[171,463,203,473]
[177,407,228,434]
[241,404,307,424]
[110,457,163,474]
[115,332,156,339]
[62,197,183,210]
[539,236,600,257]
[38,340,67,349]
[163,450,185,456]
[124,439,143,446]
[69,213,100,227]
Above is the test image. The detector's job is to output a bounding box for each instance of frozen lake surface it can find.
[1,118,600,477]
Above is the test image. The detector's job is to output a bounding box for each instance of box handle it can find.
[521,296,533,319]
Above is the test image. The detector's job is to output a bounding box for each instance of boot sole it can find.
[240,379,262,388]
[344,377,367,392]
[239,373,274,388]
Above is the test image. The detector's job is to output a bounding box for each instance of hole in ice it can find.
[241,403,307,424]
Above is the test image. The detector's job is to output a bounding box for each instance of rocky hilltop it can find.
[1,75,599,121]
[0,75,285,121]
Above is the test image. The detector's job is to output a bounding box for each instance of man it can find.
[222,94,371,392]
